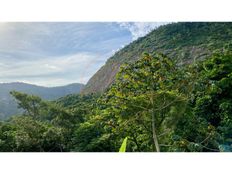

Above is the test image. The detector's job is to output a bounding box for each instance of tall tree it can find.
[103,53,192,152]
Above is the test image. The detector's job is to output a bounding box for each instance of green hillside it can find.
[83,22,232,94]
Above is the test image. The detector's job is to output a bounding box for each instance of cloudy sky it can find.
[0,22,166,87]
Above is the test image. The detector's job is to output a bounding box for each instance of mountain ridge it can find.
[82,22,232,94]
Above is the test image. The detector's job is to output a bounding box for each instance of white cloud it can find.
[0,22,133,86]
[0,22,169,87]
[118,22,168,40]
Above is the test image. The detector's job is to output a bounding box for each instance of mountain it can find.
[82,22,232,94]
[0,82,84,120]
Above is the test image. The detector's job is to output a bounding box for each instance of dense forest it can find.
[0,50,231,152]
[0,23,232,152]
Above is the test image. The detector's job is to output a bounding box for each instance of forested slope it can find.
[83,22,232,94]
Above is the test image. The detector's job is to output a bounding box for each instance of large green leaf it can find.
[119,137,128,152]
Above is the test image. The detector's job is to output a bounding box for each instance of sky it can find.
[0,22,166,87]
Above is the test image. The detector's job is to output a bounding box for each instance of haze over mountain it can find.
[0,82,84,120]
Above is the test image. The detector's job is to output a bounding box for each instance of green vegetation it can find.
[119,137,128,152]
[0,50,231,152]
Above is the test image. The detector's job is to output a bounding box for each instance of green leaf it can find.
[119,137,128,152]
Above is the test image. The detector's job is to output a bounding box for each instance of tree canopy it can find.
[0,51,231,152]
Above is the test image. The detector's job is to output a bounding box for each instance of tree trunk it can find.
[152,110,160,152]
[150,73,160,152]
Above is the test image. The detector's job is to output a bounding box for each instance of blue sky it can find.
[0,22,166,86]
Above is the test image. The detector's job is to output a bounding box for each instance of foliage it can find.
[0,50,232,152]
[0,92,99,152]
[119,137,128,152]
[194,51,232,151]
[97,53,196,151]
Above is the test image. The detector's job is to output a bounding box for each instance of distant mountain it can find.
[0,82,84,120]
[82,22,232,94]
